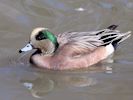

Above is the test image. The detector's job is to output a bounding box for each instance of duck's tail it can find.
[107,25,118,30]
[100,25,131,49]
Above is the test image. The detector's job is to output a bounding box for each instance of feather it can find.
[57,28,131,51]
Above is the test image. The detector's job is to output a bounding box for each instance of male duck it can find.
[19,25,131,70]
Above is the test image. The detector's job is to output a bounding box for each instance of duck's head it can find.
[19,27,59,54]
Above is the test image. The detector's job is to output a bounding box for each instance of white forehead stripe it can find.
[31,27,48,38]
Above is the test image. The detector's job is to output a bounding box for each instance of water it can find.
[0,0,133,100]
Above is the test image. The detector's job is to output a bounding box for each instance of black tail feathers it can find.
[111,38,122,50]
[99,25,131,50]
[107,25,118,30]
[101,34,121,50]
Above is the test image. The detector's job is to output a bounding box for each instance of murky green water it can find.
[0,0,133,100]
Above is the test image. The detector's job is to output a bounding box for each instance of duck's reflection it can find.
[22,77,54,98]
[21,75,97,98]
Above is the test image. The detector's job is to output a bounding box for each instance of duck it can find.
[19,25,131,70]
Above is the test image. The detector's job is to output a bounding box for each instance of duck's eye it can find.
[36,31,47,40]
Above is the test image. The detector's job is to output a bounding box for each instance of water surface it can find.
[0,0,133,100]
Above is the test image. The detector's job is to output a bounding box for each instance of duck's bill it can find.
[19,43,33,53]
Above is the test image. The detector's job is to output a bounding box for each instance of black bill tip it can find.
[19,49,22,53]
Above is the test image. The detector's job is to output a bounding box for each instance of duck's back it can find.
[57,25,131,53]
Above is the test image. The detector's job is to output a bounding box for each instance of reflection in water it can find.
[22,78,54,98]
[20,62,113,98]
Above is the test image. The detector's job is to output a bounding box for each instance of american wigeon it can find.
[19,25,131,70]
